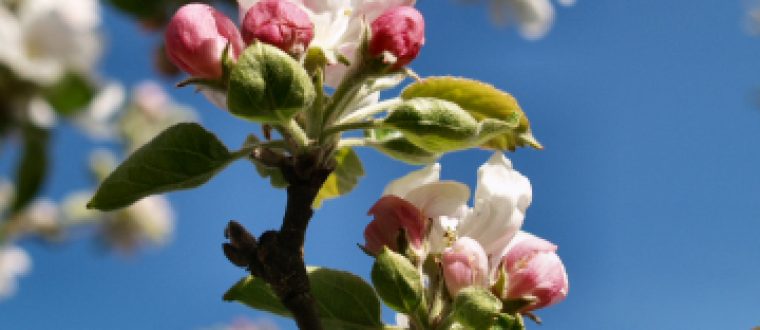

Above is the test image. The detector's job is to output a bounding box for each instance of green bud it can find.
[227,42,315,123]
[451,287,503,329]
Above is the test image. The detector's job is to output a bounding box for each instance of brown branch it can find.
[223,152,332,330]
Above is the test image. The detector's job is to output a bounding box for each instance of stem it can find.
[281,119,310,149]
[336,138,369,149]
[224,153,333,330]
[321,120,379,139]
[336,97,402,125]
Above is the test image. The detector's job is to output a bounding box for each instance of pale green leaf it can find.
[313,147,364,208]
[401,76,541,151]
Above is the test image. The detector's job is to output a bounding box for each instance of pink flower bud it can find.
[442,237,489,297]
[165,4,244,79]
[242,0,314,55]
[502,231,568,312]
[363,195,426,255]
[369,6,425,69]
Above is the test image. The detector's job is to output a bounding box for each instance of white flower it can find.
[380,152,532,269]
[0,0,102,85]
[0,245,31,300]
[74,82,126,140]
[238,0,415,86]
[457,152,531,271]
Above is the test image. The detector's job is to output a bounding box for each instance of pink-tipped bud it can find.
[442,237,490,297]
[502,231,568,312]
[165,4,244,79]
[242,0,314,55]
[363,195,426,255]
[369,6,425,69]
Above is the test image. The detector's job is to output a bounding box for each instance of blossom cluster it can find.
[364,153,568,318]
[165,0,423,88]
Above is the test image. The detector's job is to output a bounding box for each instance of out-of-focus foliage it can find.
[0,0,198,298]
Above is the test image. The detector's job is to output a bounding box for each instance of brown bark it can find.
[223,153,332,330]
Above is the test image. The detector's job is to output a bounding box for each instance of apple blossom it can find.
[501,231,568,312]
[441,237,489,297]
[165,4,244,79]
[237,0,416,86]
[369,6,425,68]
[457,152,532,271]
[241,0,314,55]
[363,195,426,255]
[378,152,531,265]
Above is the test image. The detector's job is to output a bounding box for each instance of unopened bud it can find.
[242,0,314,56]
[442,237,489,297]
[502,231,568,312]
[363,195,426,255]
[165,4,244,79]
[369,6,425,69]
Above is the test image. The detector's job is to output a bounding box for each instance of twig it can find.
[223,152,333,330]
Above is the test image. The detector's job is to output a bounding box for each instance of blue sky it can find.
[2,1,760,329]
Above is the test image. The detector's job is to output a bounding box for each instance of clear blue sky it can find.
[2,1,760,329]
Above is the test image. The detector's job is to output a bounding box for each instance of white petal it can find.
[382,163,440,197]
[403,181,470,218]
[458,152,532,269]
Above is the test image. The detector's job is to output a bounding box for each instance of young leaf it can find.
[224,267,383,329]
[227,42,315,123]
[313,147,364,208]
[451,287,503,329]
[88,123,242,211]
[366,129,440,165]
[401,76,541,151]
[382,98,479,153]
[370,247,424,314]
[12,125,49,212]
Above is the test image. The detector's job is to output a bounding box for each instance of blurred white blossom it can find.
[0,0,101,85]
[0,245,31,300]
[470,0,574,39]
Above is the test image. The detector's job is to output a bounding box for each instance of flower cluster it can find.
[364,153,568,325]
[166,0,423,85]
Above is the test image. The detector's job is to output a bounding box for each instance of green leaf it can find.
[223,275,289,317]
[227,42,315,123]
[366,129,440,165]
[401,76,541,151]
[313,147,364,208]
[87,123,242,211]
[12,125,49,212]
[43,73,95,116]
[382,98,478,153]
[224,267,383,329]
[451,287,503,329]
[371,247,424,314]
[253,161,288,189]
